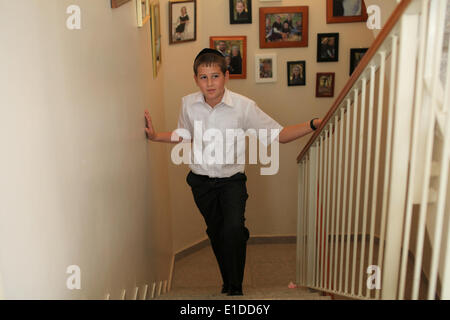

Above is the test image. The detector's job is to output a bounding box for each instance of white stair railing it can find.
[296,0,450,300]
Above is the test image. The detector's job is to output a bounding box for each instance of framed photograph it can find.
[230,0,252,24]
[317,33,339,62]
[210,36,247,79]
[255,54,277,83]
[287,61,306,86]
[151,0,162,78]
[326,0,368,24]
[111,0,131,8]
[136,0,150,27]
[316,73,335,97]
[259,6,308,49]
[350,48,368,75]
[169,0,196,44]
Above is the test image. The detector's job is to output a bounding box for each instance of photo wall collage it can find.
[112,0,371,94]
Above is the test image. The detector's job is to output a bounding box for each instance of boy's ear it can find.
[224,70,230,82]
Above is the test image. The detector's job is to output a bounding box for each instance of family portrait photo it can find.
[327,0,368,23]
[169,0,196,44]
[210,36,247,79]
[350,48,368,75]
[259,6,308,48]
[317,33,339,62]
[229,0,252,24]
[316,72,335,97]
[287,61,306,86]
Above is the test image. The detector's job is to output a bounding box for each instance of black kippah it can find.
[194,48,225,62]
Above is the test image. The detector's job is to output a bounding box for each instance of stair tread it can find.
[156,285,331,300]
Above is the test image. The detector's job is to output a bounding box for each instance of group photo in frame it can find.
[169,0,196,44]
[259,6,309,49]
[317,33,339,62]
[151,0,162,78]
[210,36,247,79]
[350,48,368,75]
[229,0,252,24]
[316,72,335,97]
[255,53,277,83]
[326,0,368,23]
[287,61,306,86]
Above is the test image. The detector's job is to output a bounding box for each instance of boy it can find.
[144,48,322,296]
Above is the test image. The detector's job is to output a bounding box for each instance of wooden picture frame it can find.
[230,0,252,24]
[287,61,306,86]
[255,53,277,83]
[111,0,131,8]
[350,48,369,75]
[259,6,308,49]
[210,36,247,79]
[169,0,196,44]
[151,0,162,78]
[317,33,339,62]
[316,73,335,97]
[326,0,368,24]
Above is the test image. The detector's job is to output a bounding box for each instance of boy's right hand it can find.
[144,109,157,141]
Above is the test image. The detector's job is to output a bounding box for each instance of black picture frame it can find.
[350,48,368,75]
[317,33,339,62]
[287,61,306,86]
[229,0,252,24]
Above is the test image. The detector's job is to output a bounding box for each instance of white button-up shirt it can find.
[177,88,284,178]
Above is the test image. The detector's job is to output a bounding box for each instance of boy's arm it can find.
[278,118,322,144]
[144,109,184,144]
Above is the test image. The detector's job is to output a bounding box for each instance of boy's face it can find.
[194,64,229,106]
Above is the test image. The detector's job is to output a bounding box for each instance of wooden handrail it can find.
[296,0,412,163]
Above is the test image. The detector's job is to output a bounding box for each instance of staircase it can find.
[158,243,331,300]
[296,0,450,300]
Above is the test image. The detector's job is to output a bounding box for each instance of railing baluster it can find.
[379,34,399,301]
[308,146,318,288]
[334,108,344,293]
[358,77,368,297]
[344,99,352,293]
[345,92,358,292]
[317,136,324,288]
[321,133,328,289]
[339,105,349,293]
[367,52,386,299]
[330,118,338,293]
[349,88,359,296]
[297,161,304,286]
[325,125,332,290]
[363,66,376,298]
[304,157,309,286]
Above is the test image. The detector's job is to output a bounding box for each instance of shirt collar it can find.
[195,88,234,108]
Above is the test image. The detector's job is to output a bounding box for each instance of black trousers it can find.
[186,170,250,289]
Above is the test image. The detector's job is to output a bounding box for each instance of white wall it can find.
[0,0,172,299]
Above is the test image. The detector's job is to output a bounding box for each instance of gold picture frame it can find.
[136,0,150,27]
[151,0,162,78]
